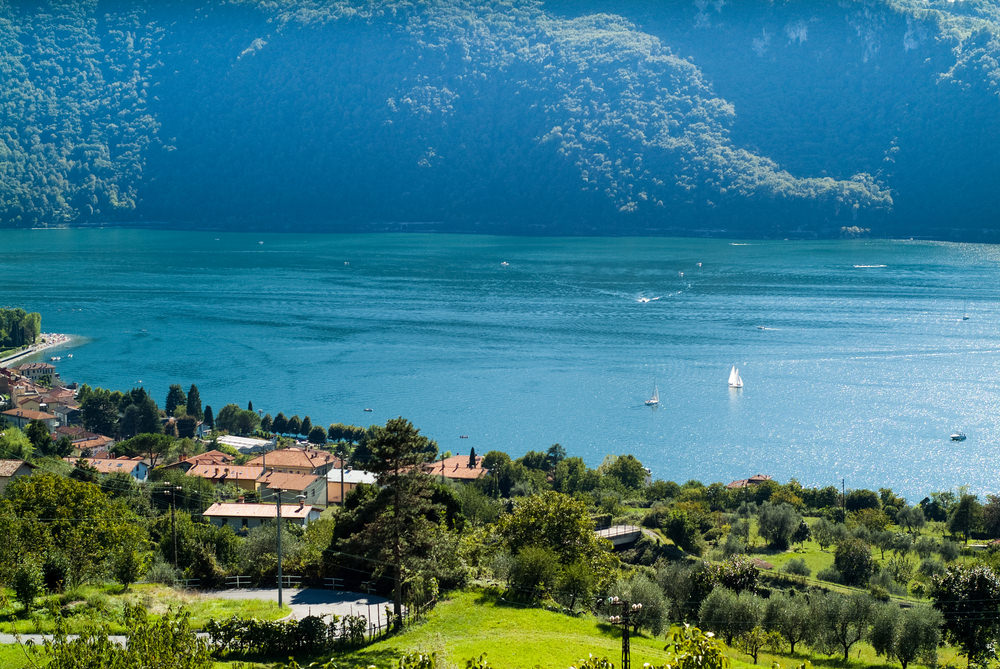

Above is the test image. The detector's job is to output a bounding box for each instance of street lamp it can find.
[606,596,643,669]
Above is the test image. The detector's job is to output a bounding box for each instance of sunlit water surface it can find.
[4,230,1000,500]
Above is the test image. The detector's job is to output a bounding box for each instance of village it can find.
[0,358,493,528]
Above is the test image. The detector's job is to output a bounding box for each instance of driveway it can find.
[206,587,395,623]
[0,588,393,646]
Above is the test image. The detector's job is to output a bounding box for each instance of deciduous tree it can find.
[932,564,1000,667]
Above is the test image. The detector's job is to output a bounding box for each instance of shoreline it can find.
[0,333,82,368]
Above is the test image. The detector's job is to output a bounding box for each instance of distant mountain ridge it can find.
[1,0,998,238]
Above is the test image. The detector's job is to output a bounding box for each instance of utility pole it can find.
[165,484,181,567]
[607,596,642,669]
[275,487,283,608]
[842,478,846,517]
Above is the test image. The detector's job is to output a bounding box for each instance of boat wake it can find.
[853,264,887,268]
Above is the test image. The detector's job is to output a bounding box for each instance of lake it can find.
[3,229,999,500]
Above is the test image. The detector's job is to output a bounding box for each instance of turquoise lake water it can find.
[3,229,1000,500]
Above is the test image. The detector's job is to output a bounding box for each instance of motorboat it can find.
[951,432,967,441]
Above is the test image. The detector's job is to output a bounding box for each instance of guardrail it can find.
[596,525,642,538]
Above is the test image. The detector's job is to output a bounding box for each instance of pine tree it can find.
[203,405,214,430]
[300,416,312,437]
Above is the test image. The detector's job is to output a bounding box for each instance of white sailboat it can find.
[645,383,660,406]
[728,365,744,389]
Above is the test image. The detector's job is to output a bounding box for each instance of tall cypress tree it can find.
[186,384,203,420]
[203,405,214,430]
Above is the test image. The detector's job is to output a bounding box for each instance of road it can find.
[0,588,392,646]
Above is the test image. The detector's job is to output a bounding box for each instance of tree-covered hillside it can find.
[1,0,999,238]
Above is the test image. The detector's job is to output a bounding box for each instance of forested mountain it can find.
[2,0,1000,238]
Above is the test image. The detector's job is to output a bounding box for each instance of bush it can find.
[206,614,360,657]
[42,552,70,593]
[145,556,180,586]
[608,573,667,635]
[509,546,559,600]
[939,540,961,562]
[919,558,947,578]
[780,558,811,577]
[12,559,44,615]
[817,566,842,584]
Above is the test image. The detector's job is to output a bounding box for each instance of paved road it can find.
[206,587,395,622]
[0,588,391,646]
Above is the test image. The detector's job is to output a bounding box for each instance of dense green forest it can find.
[2,0,1000,238]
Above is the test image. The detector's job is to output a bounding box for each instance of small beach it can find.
[0,332,80,368]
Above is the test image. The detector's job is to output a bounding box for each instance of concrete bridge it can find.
[596,524,642,547]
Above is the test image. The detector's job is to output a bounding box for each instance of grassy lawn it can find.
[0,586,967,669]
[0,583,290,635]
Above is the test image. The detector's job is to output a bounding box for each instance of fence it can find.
[360,596,437,644]
[324,577,344,590]
[226,575,252,588]
[278,574,301,588]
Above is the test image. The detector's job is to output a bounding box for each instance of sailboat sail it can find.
[728,365,743,388]
[645,383,659,406]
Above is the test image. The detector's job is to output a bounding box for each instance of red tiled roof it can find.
[187,464,264,482]
[246,447,339,471]
[726,474,773,489]
[258,470,320,492]
[2,408,57,421]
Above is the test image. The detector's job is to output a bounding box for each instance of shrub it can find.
[42,552,70,593]
[919,557,946,578]
[938,540,960,562]
[780,558,810,577]
[145,556,180,586]
[509,546,559,600]
[12,559,44,615]
[816,566,842,584]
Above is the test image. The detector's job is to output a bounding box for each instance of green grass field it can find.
[0,586,969,669]
[0,583,290,635]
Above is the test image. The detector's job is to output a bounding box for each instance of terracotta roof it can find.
[182,450,236,467]
[14,362,54,372]
[0,459,32,477]
[2,408,57,421]
[203,502,316,520]
[246,447,339,471]
[187,464,263,482]
[55,425,86,438]
[258,470,321,492]
[425,454,489,480]
[75,436,114,450]
[67,457,145,475]
[726,474,774,489]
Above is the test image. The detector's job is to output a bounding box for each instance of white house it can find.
[202,502,321,530]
